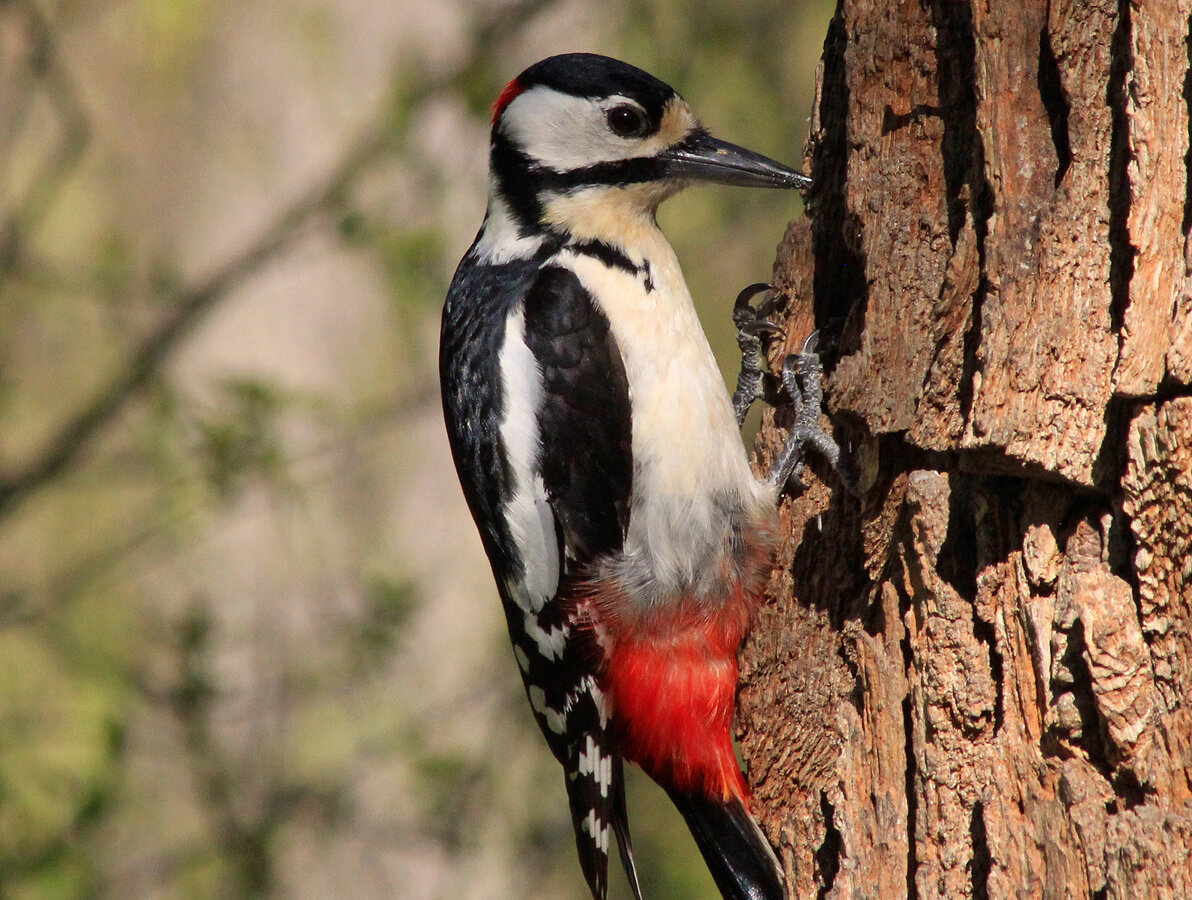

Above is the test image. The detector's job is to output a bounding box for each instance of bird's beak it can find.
[658,130,811,190]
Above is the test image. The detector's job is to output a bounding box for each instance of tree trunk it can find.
[739,1,1192,897]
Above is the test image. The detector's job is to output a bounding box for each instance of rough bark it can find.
[738,1,1192,897]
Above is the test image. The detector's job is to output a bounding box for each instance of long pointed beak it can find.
[659,130,811,190]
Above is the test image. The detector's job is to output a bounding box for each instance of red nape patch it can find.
[602,606,752,803]
[491,76,525,123]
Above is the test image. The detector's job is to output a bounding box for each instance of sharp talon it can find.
[733,283,772,329]
[734,283,772,309]
[767,337,852,494]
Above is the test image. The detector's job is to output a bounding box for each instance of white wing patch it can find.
[498,307,560,611]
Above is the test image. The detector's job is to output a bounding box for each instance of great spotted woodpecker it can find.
[440,53,837,900]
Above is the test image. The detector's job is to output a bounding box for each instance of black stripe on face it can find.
[530,129,712,194]
[534,155,672,193]
[491,135,546,233]
[491,125,718,235]
[492,133,678,231]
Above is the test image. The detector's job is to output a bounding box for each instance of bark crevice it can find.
[1062,618,1114,778]
[1182,14,1192,236]
[956,0,992,430]
[1107,0,1136,333]
[811,10,868,356]
[931,0,980,245]
[902,693,919,900]
[814,791,841,898]
[1037,24,1072,189]
[969,800,991,900]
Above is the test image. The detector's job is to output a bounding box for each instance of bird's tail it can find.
[610,757,644,900]
[565,737,643,900]
[665,788,788,900]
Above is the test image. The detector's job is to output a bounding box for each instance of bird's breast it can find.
[562,239,775,605]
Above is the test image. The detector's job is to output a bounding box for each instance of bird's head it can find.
[488,53,810,244]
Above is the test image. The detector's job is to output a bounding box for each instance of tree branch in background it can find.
[0,0,92,277]
[0,0,559,523]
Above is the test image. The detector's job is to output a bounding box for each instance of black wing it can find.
[522,264,632,566]
[521,265,639,900]
[441,256,639,900]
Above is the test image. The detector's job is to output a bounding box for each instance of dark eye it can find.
[606,104,649,138]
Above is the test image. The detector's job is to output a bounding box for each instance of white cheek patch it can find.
[501,87,677,171]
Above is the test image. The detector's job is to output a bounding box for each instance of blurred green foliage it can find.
[194,378,291,500]
[0,0,831,896]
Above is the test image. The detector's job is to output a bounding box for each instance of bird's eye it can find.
[606,104,649,138]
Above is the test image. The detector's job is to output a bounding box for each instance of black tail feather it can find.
[566,741,645,900]
[666,789,788,900]
[611,757,644,900]
[566,759,609,900]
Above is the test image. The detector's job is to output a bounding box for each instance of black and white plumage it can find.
[440,53,818,900]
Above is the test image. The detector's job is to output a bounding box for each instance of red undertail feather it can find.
[601,591,756,803]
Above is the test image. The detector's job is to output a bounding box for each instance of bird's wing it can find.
[442,259,639,899]
[521,264,632,569]
[517,263,639,900]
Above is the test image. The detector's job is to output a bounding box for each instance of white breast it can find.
[564,234,774,603]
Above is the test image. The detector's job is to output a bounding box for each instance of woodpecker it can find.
[440,53,836,900]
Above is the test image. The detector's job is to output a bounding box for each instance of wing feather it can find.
[521,265,636,899]
[443,257,638,900]
[522,265,632,567]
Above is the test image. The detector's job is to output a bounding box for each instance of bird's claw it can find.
[768,334,854,493]
[731,284,786,426]
[739,319,784,339]
[732,282,773,329]
[730,294,854,493]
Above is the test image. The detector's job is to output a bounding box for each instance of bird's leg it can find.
[767,332,853,492]
[731,283,782,427]
[731,287,853,492]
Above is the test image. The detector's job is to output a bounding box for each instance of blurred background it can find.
[0,0,831,896]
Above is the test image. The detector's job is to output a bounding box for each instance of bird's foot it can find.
[767,332,855,494]
[731,283,783,427]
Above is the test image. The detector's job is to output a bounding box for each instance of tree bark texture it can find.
[739,1,1192,897]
